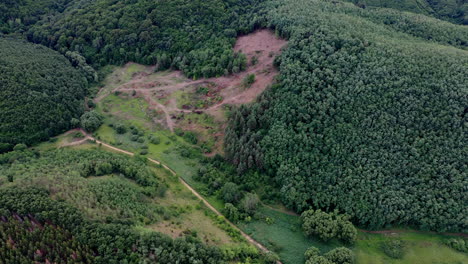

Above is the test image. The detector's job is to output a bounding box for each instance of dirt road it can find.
[62,129,280,262]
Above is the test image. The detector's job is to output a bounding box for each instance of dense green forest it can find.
[0,37,88,148]
[225,0,468,232]
[0,0,73,33]
[345,0,468,25]
[0,215,95,264]
[25,0,264,78]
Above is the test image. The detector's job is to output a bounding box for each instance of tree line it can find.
[25,0,265,79]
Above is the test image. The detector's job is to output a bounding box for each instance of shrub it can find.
[223,203,240,222]
[196,86,210,95]
[140,150,148,155]
[114,123,127,134]
[305,247,355,264]
[174,128,184,136]
[381,239,405,259]
[70,118,80,128]
[338,221,358,244]
[240,192,260,215]
[251,56,258,65]
[13,144,27,151]
[305,247,320,259]
[183,131,198,145]
[220,182,242,204]
[87,99,96,108]
[324,247,354,264]
[0,143,12,154]
[242,74,255,88]
[302,210,338,241]
[149,136,161,145]
[264,252,280,264]
[306,256,333,264]
[301,209,357,244]
[444,238,468,253]
[80,111,103,132]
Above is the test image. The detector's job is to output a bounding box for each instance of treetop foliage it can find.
[301,210,357,244]
[345,0,468,25]
[0,37,88,146]
[225,0,468,232]
[24,0,265,79]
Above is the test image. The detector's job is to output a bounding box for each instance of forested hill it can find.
[0,37,88,147]
[26,0,264,79]
[345,0,468,25]
[0,0,74,33]
[225,0,468,232]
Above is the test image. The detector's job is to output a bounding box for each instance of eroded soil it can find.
[95,29,287,154]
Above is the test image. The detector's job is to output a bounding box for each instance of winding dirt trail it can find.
[61,129,280,262]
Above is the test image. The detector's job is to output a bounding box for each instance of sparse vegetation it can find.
[242,74,256,88]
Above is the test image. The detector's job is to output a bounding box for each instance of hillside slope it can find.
[345,0,468,24]
[225,0,468,232]
[0,37,88,148]
[26,0,264,79]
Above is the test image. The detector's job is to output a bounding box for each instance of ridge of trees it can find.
[24,0,265,79]
[0,0,73,33]
[225,0,468,232]
[345,0,468,25]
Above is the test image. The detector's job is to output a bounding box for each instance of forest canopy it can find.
[0,37,88,147]
[225,0,468,232]
[345,0,468,25]
[25,0,265,79]
[0,0,73,33]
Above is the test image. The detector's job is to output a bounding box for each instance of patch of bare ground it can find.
[95,29,287,154]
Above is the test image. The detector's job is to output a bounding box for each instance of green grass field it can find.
[240,207,340,264]
[356,231,467,264]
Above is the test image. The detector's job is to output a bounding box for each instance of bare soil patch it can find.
[95,29,287,154]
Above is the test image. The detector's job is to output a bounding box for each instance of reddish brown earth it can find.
[95,29,287,154]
